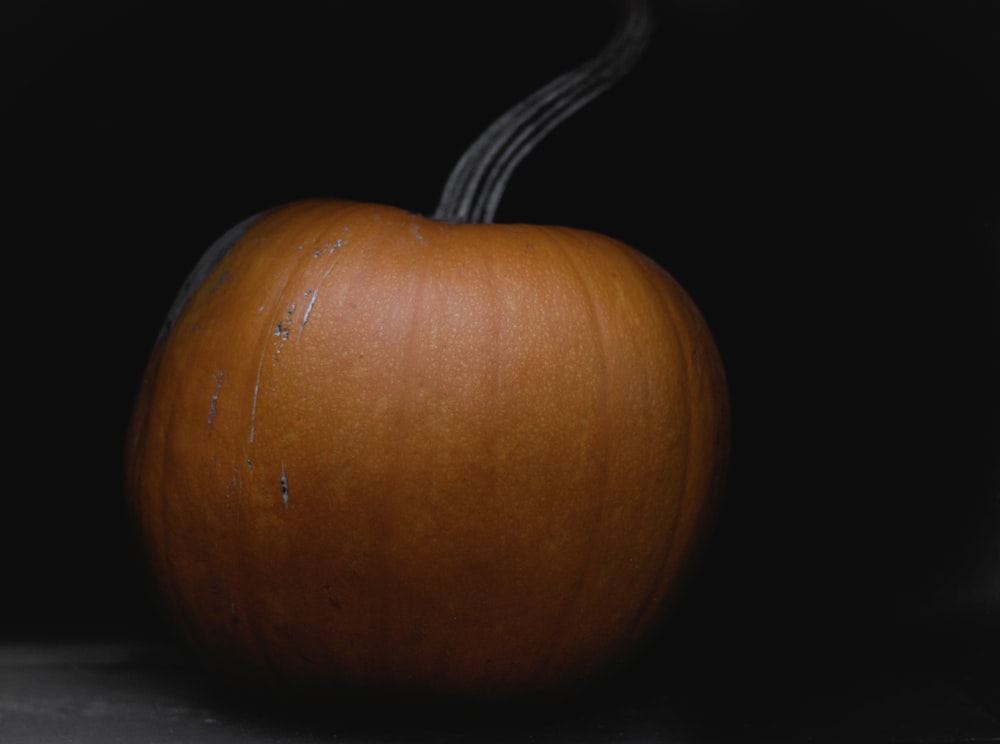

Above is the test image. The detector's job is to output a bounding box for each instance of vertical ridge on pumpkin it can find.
[624,247,726,645]
[638,282,694,641]
[523,227,615,678]
[362,218,429,680]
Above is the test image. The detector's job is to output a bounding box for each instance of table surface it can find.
[2,636,999,743]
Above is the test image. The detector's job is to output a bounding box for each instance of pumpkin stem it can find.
[432,0,654,224]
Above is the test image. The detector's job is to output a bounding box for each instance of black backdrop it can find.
[3,0,999,666]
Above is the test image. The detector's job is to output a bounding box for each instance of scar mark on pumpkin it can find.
[280,463,289,508]
[274,303,297,341]
[313,238,345,258]
[297,263,337,343]
[208,370,223,427]
[299,289,320,340]
[249,356,264,443]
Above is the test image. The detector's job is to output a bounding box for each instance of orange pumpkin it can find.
[125,0,728,703]
[126,199,727,700]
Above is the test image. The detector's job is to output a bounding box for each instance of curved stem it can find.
[433,0,654,224]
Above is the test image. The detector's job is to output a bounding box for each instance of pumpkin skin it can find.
[126,199,728,702]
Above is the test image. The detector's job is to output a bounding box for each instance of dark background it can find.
[3,0,998,676]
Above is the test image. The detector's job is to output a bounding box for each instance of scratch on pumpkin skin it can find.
[298,288,320,341]
[297,260,338,343]
[207,371,223,427]
[249,355,264,443]
[312,238,345,258]
[280,463,289,508]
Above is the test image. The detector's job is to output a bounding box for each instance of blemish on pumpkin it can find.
[249,356,264,443]
[314,239,345,257]
[226,471,239,499]
[322,584,342,610]
[274,304,297,340]
[299,290,321,340]
[207,371,223,427]
[297,262,338,343]
[280,464,289,508]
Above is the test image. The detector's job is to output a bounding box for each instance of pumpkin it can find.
[125,0,729,703]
